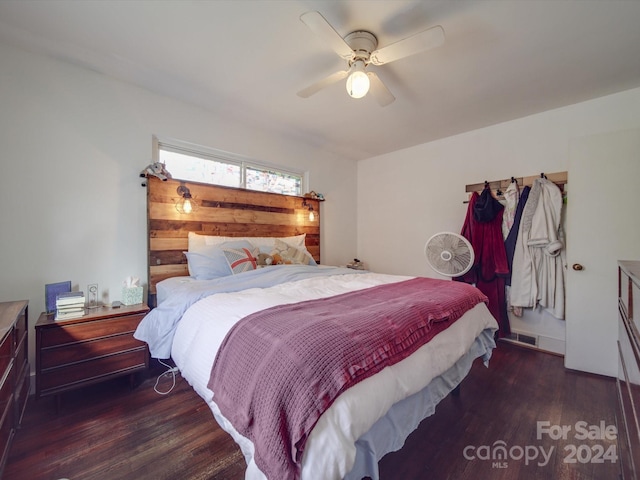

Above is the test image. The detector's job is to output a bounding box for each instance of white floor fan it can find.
[424,232,474,277]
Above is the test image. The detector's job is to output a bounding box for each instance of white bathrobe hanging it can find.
[510,178,566,319]
[502,180,520,240]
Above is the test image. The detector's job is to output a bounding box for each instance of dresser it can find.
[0,301,29,477]
[617,261,640,479]
[35,304,149,406]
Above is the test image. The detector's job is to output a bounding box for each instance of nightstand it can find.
[35,304,150,407]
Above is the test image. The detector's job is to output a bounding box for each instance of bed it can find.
[136,177,499,480]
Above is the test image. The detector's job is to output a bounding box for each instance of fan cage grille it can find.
[424,232,474,277]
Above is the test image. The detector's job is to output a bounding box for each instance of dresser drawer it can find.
[39,348,147,394]
[0,387,13,474]
[0,362,13,425]
[12,340,28,425]
[621,265,640,334]
[619,340,640,478]
[620,314,640,391]
[14,363,29,426]
[39,314,145,347]
[633,280,640,335]
[14,309,27,350]
[40,333,145,370]
[0,333,12,382]
[14,332,27,376]
[621,270,631,310]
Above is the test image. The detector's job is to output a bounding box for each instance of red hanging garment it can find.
[456,189,510,337]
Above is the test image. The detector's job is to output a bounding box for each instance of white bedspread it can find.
[171,272,498,479]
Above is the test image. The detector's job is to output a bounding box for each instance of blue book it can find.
[45,281,71,314]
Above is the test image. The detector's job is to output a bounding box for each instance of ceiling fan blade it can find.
[297,70,348,98]
[300,11,354,60]
[369,25,444,66]
[367,72,395,107]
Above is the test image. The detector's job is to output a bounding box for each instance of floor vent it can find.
[504,331,538,347]
[502,331,565,356]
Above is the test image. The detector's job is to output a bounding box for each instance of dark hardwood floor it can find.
[5,342,620,480]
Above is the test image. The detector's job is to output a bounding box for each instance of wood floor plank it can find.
[4,342,620,479]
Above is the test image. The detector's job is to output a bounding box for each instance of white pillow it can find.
[188,232,306,252]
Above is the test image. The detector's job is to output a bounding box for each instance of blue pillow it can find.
[184,250,231,280]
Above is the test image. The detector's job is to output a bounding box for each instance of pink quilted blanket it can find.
[208,277,488,479]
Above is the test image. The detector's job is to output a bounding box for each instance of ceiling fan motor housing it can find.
[345,31,378,64]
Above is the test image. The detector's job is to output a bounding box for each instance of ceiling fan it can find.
[297,11,445,106]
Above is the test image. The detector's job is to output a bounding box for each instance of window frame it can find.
[152,135,308,195]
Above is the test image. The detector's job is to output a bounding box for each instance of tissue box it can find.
[122,286,143,306]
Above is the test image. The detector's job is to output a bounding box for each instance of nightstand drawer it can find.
[39,349,147,394]
[39,314,145,348]
[40,333,145,369]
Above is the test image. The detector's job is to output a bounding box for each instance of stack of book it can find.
[55,291,86,320]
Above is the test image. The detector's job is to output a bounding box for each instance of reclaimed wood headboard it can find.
[146,176,320,304]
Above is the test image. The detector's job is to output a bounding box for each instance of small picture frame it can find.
[87,283,99,309]
[45,281,71,314]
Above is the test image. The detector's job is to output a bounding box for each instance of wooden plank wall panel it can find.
[147,177,321,297]
[465,171,568,194]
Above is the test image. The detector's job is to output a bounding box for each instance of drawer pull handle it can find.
[572,263,584,271]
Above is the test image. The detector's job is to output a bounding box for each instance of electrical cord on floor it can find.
[154,358,179,395]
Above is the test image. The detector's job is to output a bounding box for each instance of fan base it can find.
[345,31,378,60]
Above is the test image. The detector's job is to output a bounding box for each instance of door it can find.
[565,128,640,377]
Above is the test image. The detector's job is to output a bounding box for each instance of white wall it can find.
[357,86,640,348]
[0,42,358,370]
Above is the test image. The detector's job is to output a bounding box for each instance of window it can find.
[245,165,302,196]
[154,137,305,196]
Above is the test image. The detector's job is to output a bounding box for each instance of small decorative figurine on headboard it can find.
[140,162,172,186]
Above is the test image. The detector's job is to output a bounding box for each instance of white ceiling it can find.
[1,0,640,161]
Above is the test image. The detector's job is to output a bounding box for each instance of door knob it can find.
[572,263,584,271]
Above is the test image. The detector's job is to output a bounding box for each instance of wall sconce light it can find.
[175,184,198,214]
[302,199,315,221]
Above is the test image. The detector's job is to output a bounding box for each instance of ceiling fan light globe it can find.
[346,70,370,98]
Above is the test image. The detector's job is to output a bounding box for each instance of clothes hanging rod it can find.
[465,171,567,194]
